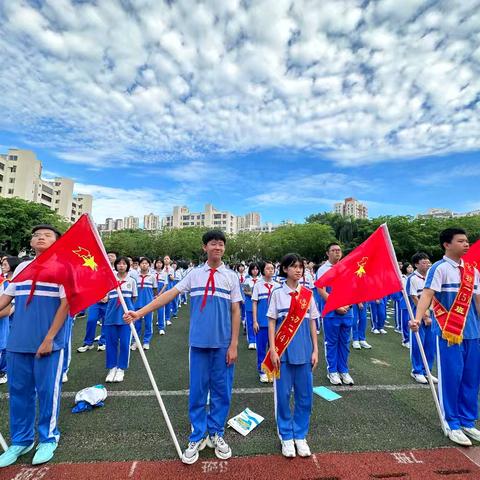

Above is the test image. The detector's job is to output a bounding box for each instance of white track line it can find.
[0,383,429,400]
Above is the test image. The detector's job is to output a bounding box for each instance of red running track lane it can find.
[1,447,480,480]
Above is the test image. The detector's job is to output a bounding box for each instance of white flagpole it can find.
[0,432,8,451]
[116,287,183,459]
[401,288,448,437]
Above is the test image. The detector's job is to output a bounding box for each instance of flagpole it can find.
[0,432,8,452]
[116,287,183,459]
[401,289,448,437]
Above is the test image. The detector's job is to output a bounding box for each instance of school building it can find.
[0,148,93,222]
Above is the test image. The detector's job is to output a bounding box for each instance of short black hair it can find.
[154,258,164,268]
[411,252,430,266]
[31,224,62,239]
[439,228,467,250]
[132,256,140,263]
[401,262,412,275]
[107,250,118,256]
[326,242,341,252]
[114,256,131,272]
[279,253,305,278]
[2,256,22,273]
[248,262,260,276]
[139,257,151,265]
[202,230,226,245]
[260,260,274,275]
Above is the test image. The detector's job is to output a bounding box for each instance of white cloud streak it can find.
[0,0,479,167]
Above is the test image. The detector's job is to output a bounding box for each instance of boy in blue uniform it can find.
[0,225,69,467]
[124,231,242,464]
[412,228,480,446]
[316,243,355,386]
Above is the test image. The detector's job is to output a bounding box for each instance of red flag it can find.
[463,239,480,271]
[314,224,402,316]
[13,214,118,315]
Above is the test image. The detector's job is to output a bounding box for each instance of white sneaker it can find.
[143,344,150,350]
[248,343,256,350]
[181,437,207,465]
[159,330,165,335]
[166,320,172,326]
[373,329,380,334]
[259,373,269,383]
[62,373,68,383]
[97,344,106,351]
[411,372,428,384]
[77,344,94,353]
[105,368,117,383]
[0,374,7,385]
[281,439,296,458]
[114,369,124,382]
[379,329,387,334]
[327,372,342,385]
[340,372,354,385]
[359,340,372,349]
[294,439,311,457]
[130,344,137,351]
[462,427,480,442]
[448,429,472,446]
[316,330,320,335]
[352,341,361,350]
[402,342,410,349]
[207,434,232,460]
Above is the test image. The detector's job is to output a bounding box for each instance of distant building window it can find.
[9,177,15,183]
[8,188,14,194]
[8,155,18,161]
[42,185,53,195]
[41,194,52,202]
[10,166,16,173]
[0,163,4,170]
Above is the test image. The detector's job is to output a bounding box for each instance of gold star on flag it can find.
[82,255,98,271]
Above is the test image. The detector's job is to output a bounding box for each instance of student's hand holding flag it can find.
[123,310,140,324]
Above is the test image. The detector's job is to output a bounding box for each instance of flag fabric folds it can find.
[463,239,480,271]
[12,214,118,315]
[314,224,403,316]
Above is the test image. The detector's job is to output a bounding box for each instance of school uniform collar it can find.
[281,282,300,294]
[324,261,333,268]
[202,262,226,273]
[413,270,426,280]
[443,255,464,269]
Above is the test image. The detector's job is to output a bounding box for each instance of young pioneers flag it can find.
[463,239,480,271]
[12,214,118,315]
[315,224,402,316]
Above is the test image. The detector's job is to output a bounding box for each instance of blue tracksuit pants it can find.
[7,350,64,445]
[256,327,269,374]
[105,324,132,370]
[274,362,313,441]
[410,323,435,375]
[245,311,256,345]
[352,305,367,342]
[323,316,353,374]
[189,347,235,442]
[437,337,480,430]
[133,312,153,345]
[84,303,106,346]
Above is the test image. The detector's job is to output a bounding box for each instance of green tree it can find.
[0,197,69,255]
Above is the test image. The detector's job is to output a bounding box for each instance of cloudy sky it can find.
[1,0,479,224]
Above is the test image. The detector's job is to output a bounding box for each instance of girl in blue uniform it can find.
[244,263,260,350]
[267,253,319,458]
[104,257,137,383]
[154,258,168,334]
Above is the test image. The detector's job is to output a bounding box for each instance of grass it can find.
[0,302,468,464]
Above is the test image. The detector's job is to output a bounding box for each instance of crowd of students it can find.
[0,226,479,467]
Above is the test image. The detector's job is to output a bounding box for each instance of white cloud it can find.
[414,164,480,186]
[0,0,479,166]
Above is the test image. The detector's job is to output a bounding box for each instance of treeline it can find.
[2,197,479,263]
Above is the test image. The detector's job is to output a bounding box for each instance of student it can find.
[399,263,414,348]
[163,255,175,325]
[351,303,372,350]
[267,253,319,458]
[0,256,21,384]
[316,243,355,386]
[132,257,157,350]
[244,263,260,350]
[123,230,242,465]
[252,261,279,383]
[236,263,247,327]
[412,228,480,446]
[407,252,437,384]
[0,225,69,467]
[153,258,168,335]
[369,297,387,334]
[104,257,137,383]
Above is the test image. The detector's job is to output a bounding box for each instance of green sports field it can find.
[0,304,469,464]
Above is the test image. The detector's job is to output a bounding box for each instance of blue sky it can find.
[1,0,479,225]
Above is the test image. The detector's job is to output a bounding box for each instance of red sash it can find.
[262,286,313,379]
[432,262,475,345]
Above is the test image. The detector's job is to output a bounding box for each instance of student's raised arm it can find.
[124,288,180,323]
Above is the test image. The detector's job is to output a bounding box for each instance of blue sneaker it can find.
[0,443,35,468]
[32,442,57,465]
